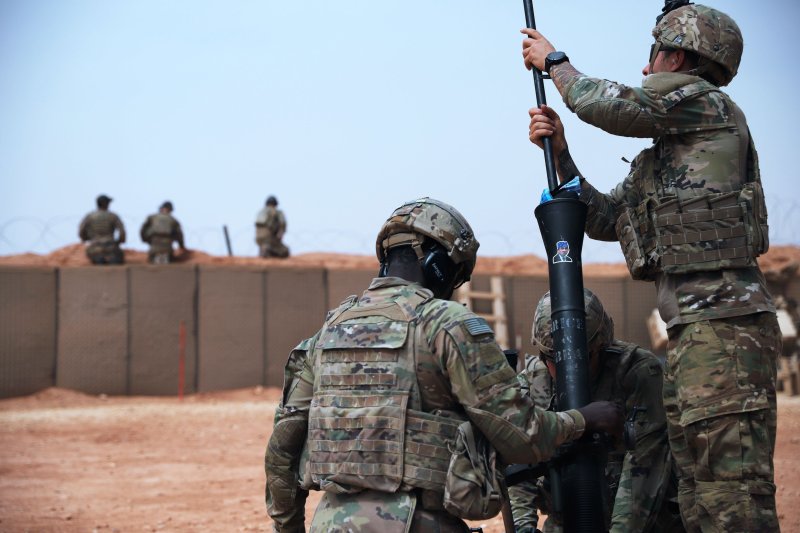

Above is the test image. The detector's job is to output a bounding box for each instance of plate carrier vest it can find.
[307,288,466,497]
[615,82,769,281]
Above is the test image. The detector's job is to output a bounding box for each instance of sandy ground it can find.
[0,387,798,533]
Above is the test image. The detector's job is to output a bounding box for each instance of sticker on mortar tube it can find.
[552,240,573,264]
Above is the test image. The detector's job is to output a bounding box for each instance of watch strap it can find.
[545,51,569,74]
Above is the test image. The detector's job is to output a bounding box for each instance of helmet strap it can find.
[537,344,553,361]
[649,41,663,73]
[686,65,708,77]
[687,59,726,86]
[451,266,467,290]
[410,236,425,262]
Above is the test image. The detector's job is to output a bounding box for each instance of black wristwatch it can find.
[544,51,569,74]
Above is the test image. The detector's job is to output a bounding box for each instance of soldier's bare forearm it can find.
[549,62,582,97]
[556,148,584,183]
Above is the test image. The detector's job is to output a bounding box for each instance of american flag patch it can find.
[464,317,493,337]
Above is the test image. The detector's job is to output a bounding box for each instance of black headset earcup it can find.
[422,248,455,295]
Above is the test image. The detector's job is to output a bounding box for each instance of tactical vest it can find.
[615,82,769,281]
[256,208,284,243]
[85,211,118,242]
[307,289,464,496]
[146,214,174,237]
[255,207,269,226]
[256,208,283,230]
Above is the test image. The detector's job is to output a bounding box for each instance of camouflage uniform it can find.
[78,208,126,264]
[140,210,184,264]
[256,204,289,258]
[510,347,682,533]
[265,198,627,532]
[509,290,681,533]
[550,6,780,530]
[265,278,587,533]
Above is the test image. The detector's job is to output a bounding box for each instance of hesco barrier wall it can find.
[57,267,129,395]
[129,266,197,395]
[0,267,57,398]
[4,263,794,399]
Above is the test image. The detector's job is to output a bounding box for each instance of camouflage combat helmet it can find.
[376,197,480,282]
[652,3,743,86]
[532,288,614,359]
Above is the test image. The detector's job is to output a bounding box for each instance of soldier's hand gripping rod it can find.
[523,0,559,193]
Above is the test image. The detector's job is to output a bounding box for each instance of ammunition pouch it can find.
[615,198,659,281]
[616,182,768,279]
[308,393,460,496]
[443,421,504,520]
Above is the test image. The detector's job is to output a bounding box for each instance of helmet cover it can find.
[532,288,614,358]
[652,4,743,86]
[376,197,479,281]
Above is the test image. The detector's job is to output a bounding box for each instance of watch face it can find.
[546,52,568,72]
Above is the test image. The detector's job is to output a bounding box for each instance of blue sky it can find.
[1,1,797,261]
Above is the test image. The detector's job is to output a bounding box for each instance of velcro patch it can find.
[464,317,493,337]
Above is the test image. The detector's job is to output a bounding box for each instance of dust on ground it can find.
[1,387,799,533]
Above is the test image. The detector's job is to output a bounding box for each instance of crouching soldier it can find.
[509,289,683,533]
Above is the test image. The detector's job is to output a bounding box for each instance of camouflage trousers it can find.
[664,312,780,532]
[86,239,124,265]
[310,490,469,533]
[259,240,290,258]
[147,235,175,265]
[257,232,290,258]
[508,477,554,532]
[147,236,175,264]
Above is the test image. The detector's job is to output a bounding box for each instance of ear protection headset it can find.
[378,237,463,298]
[421,245,459,297]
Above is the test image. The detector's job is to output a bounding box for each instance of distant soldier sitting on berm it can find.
[140,201,186,264]
[78,194,126,265]
[255,195,289,258]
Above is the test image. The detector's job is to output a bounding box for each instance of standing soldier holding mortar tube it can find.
[520,1,780,531]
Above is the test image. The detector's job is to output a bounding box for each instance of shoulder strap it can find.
[325,295,358,326]
[730,102,758,185]
[605,342,640,387]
